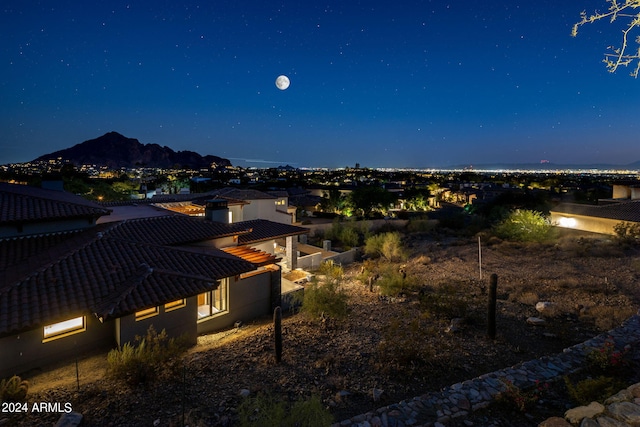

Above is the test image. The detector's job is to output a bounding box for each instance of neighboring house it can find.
[0,183,308,377]
[148,187,294,224]
[550,200,640,235]
[551,183,640,235]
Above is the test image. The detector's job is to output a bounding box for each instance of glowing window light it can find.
[559,217,577,228]
[43,317,85,338]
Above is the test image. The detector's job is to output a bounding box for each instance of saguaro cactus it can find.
[274,306,282,363]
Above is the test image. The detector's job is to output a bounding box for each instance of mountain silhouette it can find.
[33,132,231,169]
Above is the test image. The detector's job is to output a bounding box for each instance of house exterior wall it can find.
[197,272,272,335]
[115,296,198,347]
[243,199,292,224]
[0,218,97,239]
[0,315,115,378]
[550,212,624,235]
[229,205,243,223]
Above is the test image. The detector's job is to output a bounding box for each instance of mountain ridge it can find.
[33,132,231,169]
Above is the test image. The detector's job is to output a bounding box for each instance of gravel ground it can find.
[10,229,640,427]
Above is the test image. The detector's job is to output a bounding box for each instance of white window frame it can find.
[43,316,86,341]
[197,279,228,320]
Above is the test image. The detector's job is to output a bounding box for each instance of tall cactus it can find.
[274,306,282,363]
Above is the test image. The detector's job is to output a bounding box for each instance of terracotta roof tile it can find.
[0,229,255,336]
[106,215,249,246]
[0,183,110,223]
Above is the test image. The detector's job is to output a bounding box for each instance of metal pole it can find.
[488,273,497,340]
[478,235,482,280]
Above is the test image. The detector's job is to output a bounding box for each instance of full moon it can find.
[275,75,290,90]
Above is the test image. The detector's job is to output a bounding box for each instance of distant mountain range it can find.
[33,132,231,169]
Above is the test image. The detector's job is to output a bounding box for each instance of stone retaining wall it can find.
[334,312,640,427]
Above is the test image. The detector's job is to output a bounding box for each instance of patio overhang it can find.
[222,246,281,267]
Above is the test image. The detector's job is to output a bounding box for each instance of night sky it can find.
[1,1,639,168]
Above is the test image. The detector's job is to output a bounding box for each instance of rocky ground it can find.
[8,229,640,427]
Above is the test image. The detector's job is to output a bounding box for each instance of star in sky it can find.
[1,1,638,168]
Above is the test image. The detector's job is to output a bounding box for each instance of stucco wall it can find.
[116,296,198,346]
[197,272,272,335]
[550,212,622,235]
[0,315,115,378]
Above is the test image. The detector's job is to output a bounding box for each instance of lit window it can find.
[165,299,186,312]
[198,279,228,319]
[135,306,159,321]
[43,317,85,341]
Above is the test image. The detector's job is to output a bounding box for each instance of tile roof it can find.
[237,219,309,244]
[211,187,277,200]
[0,183,111,223]
[0,228,256,336]
[0,196,310,337]
[552,201,640,223]
[106,215,250,246]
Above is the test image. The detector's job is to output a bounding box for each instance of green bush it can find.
[302,262,348,320]
[0,375,28,402]
[376,265,410,296]
[107,325,188,386]
[564,375,627,406]
[377,317,434,370]
[493,209,555,242]
[496,379,548,412]
[238,393,332,427]
[364,232,406,261]
[613,221,640,245]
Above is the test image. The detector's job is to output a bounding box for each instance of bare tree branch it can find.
[572,0,640,77]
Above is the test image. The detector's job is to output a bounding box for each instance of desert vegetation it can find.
[6,214,640,426]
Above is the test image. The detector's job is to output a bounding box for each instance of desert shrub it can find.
[585,336,630,375]
[288,395,333,427]
[513,291,539,306]
[324,220,371,249]
[407,219,436,233]
[496,379,549,412]
[377,317,434,370]
[419,284,469,320]
[107,325,188,386]
[613,221,640,245]
[0,375,28,402]
[588,306,638,331]
[493,209,555,243]
[364,232,406,262]
[376,265,411,296]
[238,392,286,427]
[302,262,348,320]
[564,375,626,406]
[238,392,332,427]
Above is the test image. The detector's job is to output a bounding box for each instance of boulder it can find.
[537,416,571,426]
[536,301,555,313]
[54,412,83,427]
[594,416,629,427]
[606,401,640,425]
[564,402,605,424]
[527,316,547,326]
